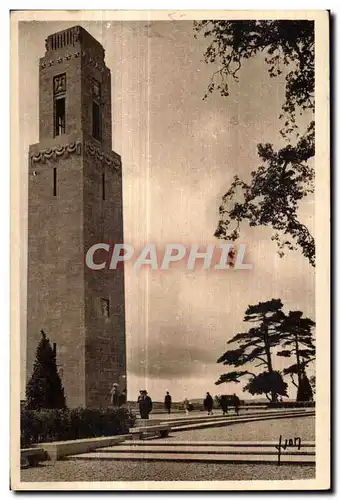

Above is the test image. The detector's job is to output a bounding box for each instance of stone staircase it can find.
[66,440,315,465]
[151,408,315,432]
[28,408,314,466]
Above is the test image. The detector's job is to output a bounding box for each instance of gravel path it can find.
[21,460,315,483]
[165,416,315,442]
[20,416,315,484]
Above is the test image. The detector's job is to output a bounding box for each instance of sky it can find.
[19,20,315,402]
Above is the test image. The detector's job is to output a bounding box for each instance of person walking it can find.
[164,391,172,415]
[138,390,153,419]
[233,393,240,416]
[183,397,190,416]
[204,392,214,415]
[220,395,229,416]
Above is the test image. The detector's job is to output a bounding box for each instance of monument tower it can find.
[26,26,126,408]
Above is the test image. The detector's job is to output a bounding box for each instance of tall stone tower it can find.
[26,26,126,408]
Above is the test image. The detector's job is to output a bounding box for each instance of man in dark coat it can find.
[119,389,127,407]
[138,390,153,419]
[204,392,214,415]
[220,395,229,416]
[164,391,172,415]
[232,393,240,415]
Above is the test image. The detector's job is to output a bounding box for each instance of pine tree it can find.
[26,330,67,409]
[296,369,314,402]
[216,299,285,402]
[243,371,288,402]
[277,310,315,401]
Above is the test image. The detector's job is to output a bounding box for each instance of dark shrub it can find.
[268,400,315,409]
[26,331,66,410]
[20,406,135,448]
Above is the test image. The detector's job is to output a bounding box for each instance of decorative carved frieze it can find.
[30,141,121,171]
[53,74,66,95]
[92,78,101,100]
[30,142,82,166]
[85,141,121,170]
[40,52,105,71]
[40,51,82,69]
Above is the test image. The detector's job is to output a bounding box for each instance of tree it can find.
[26,330,66,410]
[296,370,314,402]
[243,371,288,402]
[277,310,315,401]
[309,374,316,395]
[216,299,285,402]
[194,20,315,265]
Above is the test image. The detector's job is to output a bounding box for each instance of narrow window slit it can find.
[54,97,66,136]
[92,101,101,140]
[53,168,57,196]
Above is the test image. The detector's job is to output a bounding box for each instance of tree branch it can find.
[290,373,298,388]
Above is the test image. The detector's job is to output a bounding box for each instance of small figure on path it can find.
[138,390,153,419]
[204,392,214,415]
[119,388,127,407]
[164,391,172,415]
[220,395,229,416]
[232,393,240,416]
[183,397,190,415]
[110,383,121,408]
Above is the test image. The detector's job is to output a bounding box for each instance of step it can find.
[32,435,128,461]
[66,451,315,464]
[126,440,315,447]
[135,419,162,426]
[170,411,315,432]
[96,444,315,456]
[130,423,171,439]
[162,408,311,420]
[130,426,170,434]
[160,409,314,428]
[171,415,314,432]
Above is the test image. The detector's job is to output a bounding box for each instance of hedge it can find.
[21,406,136,449]
[267,401,315,409]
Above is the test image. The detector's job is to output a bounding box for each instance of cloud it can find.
[128,323,218,379]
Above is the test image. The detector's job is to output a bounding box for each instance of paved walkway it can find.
[21,459,315,482]
[159,416,315,442]
[20,412,316,484]
[142,408,269,420]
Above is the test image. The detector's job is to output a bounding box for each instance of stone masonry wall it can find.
[26,26,126,409]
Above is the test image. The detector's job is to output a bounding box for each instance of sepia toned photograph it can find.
[10,10,330,491]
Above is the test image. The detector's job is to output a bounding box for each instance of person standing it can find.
[220,395,229,416]
[138,390,153,419]
[183,397,190,416]
[204,392,214,415]
[164,391,172,415]
[119,389,127,407]
[137,390,143,414]
[233,393,240,416]
[110,383,121,408]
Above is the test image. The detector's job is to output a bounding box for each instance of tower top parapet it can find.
[44,25,105,60]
